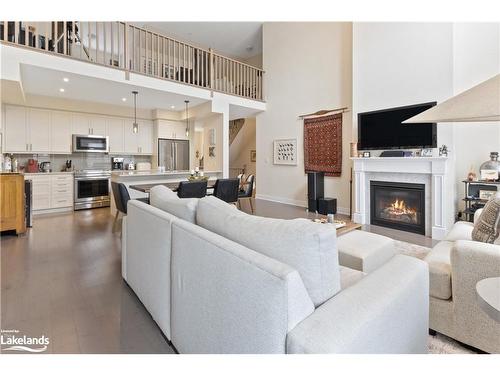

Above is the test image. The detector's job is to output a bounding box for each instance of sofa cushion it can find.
[150,185,198,223]
[445,221,474,241]
[337,230,396,273]
[472,197,500,243]
[424,240,453,300]
[196,196,341,307]
[339,266,365,290]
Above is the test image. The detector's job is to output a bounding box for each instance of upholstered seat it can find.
[425,240,453,300]
[337,230,396,273]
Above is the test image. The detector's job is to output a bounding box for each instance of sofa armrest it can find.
[473,208,483,224]
[451,240,500,301]
[286,255,429,354]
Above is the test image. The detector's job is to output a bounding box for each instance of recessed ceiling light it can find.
[63,77,69,82]
[59,88,65,92]
[170,105,175,109]
[122,98,127,102]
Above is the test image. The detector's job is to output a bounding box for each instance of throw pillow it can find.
[472,197,500,243]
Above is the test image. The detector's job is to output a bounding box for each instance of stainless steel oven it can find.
[74,170,111,210]
[73,134,109,153]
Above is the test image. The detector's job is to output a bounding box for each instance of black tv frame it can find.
[357,102,437,151]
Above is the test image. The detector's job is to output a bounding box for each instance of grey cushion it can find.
[472,197,500,243]
[337,230,395,273]
[150,185,198,223]
[196,196,341,307]
[424,240,453,300]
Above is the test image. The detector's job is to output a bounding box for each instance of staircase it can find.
[229,119,245,145]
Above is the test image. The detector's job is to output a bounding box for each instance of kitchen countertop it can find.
[24,171,75,175]
[111,170,222,177]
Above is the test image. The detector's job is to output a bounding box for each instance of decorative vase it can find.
[467,165,477,181]
[350,142,358,158]
[480,152,500,181]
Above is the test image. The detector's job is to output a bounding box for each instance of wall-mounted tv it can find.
[357,102,437,150]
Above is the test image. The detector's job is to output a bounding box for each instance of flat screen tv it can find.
[357,102,437,150]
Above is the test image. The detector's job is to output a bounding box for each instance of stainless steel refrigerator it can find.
[158,139,190,171]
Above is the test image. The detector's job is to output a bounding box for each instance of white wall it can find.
[229,118,256,177]
[201,114,223,172]
[452,23,500,212]
[257,22,353,211]
[353,22,500,225]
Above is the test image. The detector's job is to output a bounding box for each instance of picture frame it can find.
[250,150,256,162]
[479,190,497,201]
[480,169,499,181]
[273,139,297,165]
[208,146,215,157]
[209,128,216,146]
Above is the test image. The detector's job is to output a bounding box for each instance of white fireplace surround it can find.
[352,157,451,240]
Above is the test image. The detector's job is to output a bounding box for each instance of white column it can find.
[221,111,229,178]
[353,169,366,224]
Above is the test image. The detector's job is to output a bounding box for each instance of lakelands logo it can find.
[1,329,50,353]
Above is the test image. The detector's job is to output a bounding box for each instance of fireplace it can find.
[370,181,425,235]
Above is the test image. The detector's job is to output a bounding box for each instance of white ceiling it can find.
[20,65,208,111]
[136,22,263,60]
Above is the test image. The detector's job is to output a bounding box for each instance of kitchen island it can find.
[110,170,223,215]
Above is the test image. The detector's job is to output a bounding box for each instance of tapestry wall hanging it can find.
[303,113,343,176]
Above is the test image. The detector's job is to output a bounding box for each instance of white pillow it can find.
[150,185,198,223]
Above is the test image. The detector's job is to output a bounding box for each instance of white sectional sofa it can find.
[122,189,429,354]
[424,209,500,353]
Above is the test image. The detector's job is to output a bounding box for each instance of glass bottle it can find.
[480,152,500,181]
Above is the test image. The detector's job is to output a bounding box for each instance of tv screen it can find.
[358,102,437,150]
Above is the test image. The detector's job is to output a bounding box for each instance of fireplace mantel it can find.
[351,156,451,239]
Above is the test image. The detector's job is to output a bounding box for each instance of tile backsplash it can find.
[12,153,152,172]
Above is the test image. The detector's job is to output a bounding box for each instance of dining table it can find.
[129,180,216,194]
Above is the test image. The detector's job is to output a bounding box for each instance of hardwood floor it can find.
[1,198,436,354]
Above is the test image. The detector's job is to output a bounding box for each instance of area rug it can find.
[393,239,478,354]
[303,113,342,176]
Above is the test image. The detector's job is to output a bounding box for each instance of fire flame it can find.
[389,199,416,215]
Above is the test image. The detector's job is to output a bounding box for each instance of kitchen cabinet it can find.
[28,108,51,153]
[4,106,27,152]
[124,120,153,154]
[25,174,73,212]
[157,120,189,140]
[90,116,107,136]
[72,113,91,135]
[0,173,26,234]
[51,111,72,154]
[107,118,125,154]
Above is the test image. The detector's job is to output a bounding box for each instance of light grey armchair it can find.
[424,209,500,353]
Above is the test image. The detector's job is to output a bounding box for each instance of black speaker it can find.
[307,172,324,212]
[318,197,337,215]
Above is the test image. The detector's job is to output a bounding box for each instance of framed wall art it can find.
[274,139,297,165]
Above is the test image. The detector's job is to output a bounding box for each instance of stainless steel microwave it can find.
[72,134,109,153]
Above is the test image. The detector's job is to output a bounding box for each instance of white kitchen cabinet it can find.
[138,121,153,154]
[26,174,73,211]
[28,108,51,153]
[123,121,138,153]
[4,105,28,152]
[51,111,72,154]
[72,113,91,135]
[157,120,188,140]
[90,116,107,136]
[107,118,125,154]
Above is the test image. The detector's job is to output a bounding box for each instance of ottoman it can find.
[337,230,396,273]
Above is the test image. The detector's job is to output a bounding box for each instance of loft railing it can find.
[0,21,264,101]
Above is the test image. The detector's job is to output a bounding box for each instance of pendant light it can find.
[185,100,190,137]
[132,91,139,133]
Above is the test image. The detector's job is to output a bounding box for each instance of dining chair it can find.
[177,180,208,198]
[238,174,255,213]
[111,182,149,233]
[213,178,240,204]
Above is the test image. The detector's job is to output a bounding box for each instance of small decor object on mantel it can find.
[421,148,433,157]
[350,142,358,158]
[480,152,500,181]
[362,151,371,158]
[439,144,449,157]
[274,139,297,165]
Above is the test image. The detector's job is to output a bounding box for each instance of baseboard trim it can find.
[255,194,350,216]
